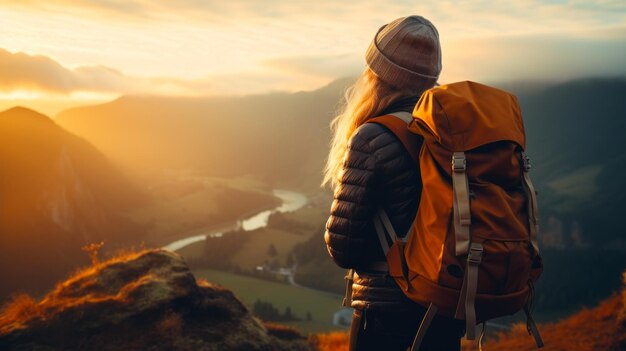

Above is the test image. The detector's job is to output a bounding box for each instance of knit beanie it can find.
[365,16,442,90]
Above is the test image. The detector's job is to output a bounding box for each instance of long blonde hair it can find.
[322,68,433,189]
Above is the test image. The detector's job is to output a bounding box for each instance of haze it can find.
[0,0,625,114]
[1,1,626,339]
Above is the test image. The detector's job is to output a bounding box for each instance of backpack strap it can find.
[373,207,402,255]
[367,112,421,164]
[520,151,540,254]
[451,151,482,340]
[410,303,439,351]
[454,242,483,340]
[524,280,545,348]
[452,152,471,256]
[377,207,400,242]
[367,111,421,254]
[389,111,413,123]
[342,269,354,307]
[524,305,544,348]
[373,214,391,255]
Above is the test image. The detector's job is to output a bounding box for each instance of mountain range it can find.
[56,78,353,190]
[53,77,626,317]
[0,107,148,298]
[56,77,626,248]
[2,76,625,318]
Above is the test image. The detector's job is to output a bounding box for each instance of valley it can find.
[1,76,625,338]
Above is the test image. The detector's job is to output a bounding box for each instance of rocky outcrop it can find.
[0,106,148,298]
[0,249,313,351]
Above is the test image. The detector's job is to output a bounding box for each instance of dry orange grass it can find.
[264,322,306,340]
[315,271,626,351]
[463,271,626,351]
[0,294,42,334]
[464,293,623,350]
[0,248,150,335]
[312,331,349,351]
[1,248,314,351]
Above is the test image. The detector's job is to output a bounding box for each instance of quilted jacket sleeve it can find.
[324,121,422,270]
[324,124,382,269]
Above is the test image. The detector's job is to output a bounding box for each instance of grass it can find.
[193,269,344,334]
[177,205,328,270]
[233,206,328,269]
[315,272,626,351]
[128,174,280,244]
[176,240,206,258]
[0,249,153,335]
[544,164,603,212]
[130,187,220,238]
[232,227,306,268]
[174,225,306,269]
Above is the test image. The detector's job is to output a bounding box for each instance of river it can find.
[163,189,308,251]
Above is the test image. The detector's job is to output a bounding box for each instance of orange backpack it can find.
[368,81,544,349]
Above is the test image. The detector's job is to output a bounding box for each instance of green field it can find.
[178,205,328,269]
[232,227,303,268]
[233,206,328,269]
[127,173,279,244]
[193,269,345,334]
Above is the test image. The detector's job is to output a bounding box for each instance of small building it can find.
[332,308,353,327]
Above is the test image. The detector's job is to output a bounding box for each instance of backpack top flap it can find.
[410,81,526,151]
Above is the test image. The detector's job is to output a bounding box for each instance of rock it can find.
[0,249,313,351]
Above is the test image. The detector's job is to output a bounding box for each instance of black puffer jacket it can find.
[324,119,423,311]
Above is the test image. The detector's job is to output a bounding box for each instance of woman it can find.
[323,16,465,351]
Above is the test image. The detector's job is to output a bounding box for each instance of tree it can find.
[285,306,293,320]
[267,243,278,257]
[286,253,295,267]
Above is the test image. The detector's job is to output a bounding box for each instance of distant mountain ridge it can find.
[56,77,626,247]
[518,78,626,248]
[54,78,626,318]
[56,78,354,189]
[0,106,148,299]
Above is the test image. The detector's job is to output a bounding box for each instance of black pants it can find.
[348,307,465,351]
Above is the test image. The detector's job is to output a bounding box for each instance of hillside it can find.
[314,271,626,351]
[54,77,626,318]
[520,78,626,248]
[0,107,148,299]
[513,78,626,316]
[2,248,622,351]
[464,276,626,350]
[56,78,354,191]
[55,77,626,240]
[0,249,313,351]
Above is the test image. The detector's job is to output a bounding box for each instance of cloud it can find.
[0,48,135,94]
[6,0,625,37]
[1,1,624,97]
[0,48,339,97]
[0,48,227,96]
[441,30,626,83]
[263,54,363,80]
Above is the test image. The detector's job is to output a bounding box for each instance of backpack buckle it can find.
[467,243,483,265]
[452,153,466,172]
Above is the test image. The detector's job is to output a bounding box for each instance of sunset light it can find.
[0,2,625,350]
[1,1,625,115]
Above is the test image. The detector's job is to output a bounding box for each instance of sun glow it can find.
[0,0,623,116]
[0,90,45,100]
[0,90,117,100]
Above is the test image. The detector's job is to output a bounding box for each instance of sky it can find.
[0,0,625,115]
